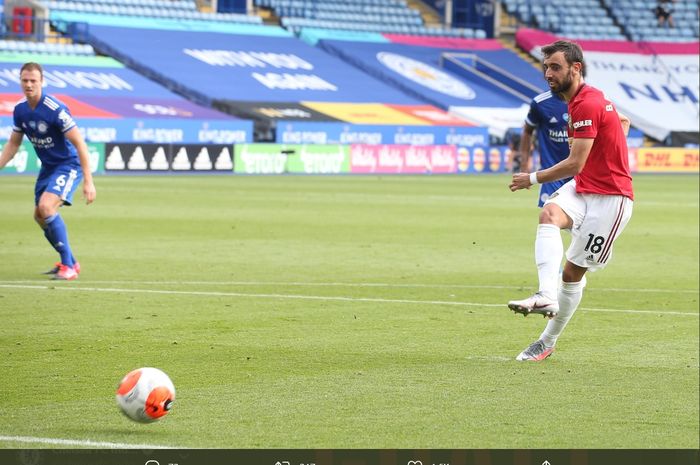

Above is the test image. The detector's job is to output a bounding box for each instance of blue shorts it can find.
[35,164,83,206]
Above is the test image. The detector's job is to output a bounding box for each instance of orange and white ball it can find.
[116,367,175,423]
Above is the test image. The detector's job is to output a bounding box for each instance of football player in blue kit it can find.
[518,90,571,207]
[0,62,96,280]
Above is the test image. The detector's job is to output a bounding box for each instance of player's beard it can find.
[549,68,575,96]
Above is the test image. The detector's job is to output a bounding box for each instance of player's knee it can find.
[36,202,57,220]
[562,266,586,283]
[538,206,558,225]
[539,204,571,228]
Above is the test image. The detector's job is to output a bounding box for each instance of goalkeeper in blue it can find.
[0,62,96,280]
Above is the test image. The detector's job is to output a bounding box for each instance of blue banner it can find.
[276,121,489,147]
[0,62,180,98]
[86,26,423,105]
[318,40,537,108]
[0,117,253,144]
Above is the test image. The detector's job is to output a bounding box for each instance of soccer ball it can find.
[116,367,175,423]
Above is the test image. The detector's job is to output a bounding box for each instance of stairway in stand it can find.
[405,0,443,28]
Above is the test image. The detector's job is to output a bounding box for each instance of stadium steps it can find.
[497,37,541,72]
[255,6,280,25]
[498,3,519,35]
[406,0,442,27]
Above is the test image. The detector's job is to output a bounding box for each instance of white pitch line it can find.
[0,284,697,316]
[0,434,173,449]
[465,355,513,362]
[0,279,697,294]
[0,284,502,308]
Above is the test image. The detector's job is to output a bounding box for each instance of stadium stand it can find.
[317,39,535,108]
[502,0,699,41]
[41,0,261,23]
[604,0,699,42]
[0,38,94,54]
[501,0,627,40]
[256,0,487,37]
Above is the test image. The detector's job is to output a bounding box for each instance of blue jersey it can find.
[525,91,570,206]
[13,94,79,168]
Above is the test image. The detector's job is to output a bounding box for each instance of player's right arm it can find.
[519,123,535,172]
[0,131,24,170]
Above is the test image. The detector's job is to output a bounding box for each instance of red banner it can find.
[0,93,120,118]
[350,144,457,174]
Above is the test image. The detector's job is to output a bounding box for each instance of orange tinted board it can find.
[387,104,476,126]
[0,93,120,118]
[636,147,699,173]
[301,102,429,125]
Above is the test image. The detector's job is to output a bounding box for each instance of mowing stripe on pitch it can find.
[0,284,697,316]
[0,279,697,294]
[0,434,173,449]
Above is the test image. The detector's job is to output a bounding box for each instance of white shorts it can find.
[544,179,633,272]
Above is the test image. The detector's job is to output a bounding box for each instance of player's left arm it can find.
[537,137,593,182]
[510,138,593,191]
[65,126,96,204]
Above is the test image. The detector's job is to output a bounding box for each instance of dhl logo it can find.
[637,148,699,172]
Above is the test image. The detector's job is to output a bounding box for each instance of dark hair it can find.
[20,62,44,78]
[541,40,587,78]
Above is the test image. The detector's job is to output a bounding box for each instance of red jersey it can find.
[568,84,634,200]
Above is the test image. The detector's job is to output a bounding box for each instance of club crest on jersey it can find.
[562,113,569,122]
[37,121,48,133]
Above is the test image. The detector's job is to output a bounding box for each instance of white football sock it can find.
[535,224,563,300]
[540,280,585,348]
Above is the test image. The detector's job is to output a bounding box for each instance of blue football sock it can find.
[43,227,58,252]
[44,227,77,264]
[44,214,75,267]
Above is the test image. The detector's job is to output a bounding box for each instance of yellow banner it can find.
[635,148,700,173]
[301,102,429,125]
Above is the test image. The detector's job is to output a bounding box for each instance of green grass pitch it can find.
[0,174,698,449]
